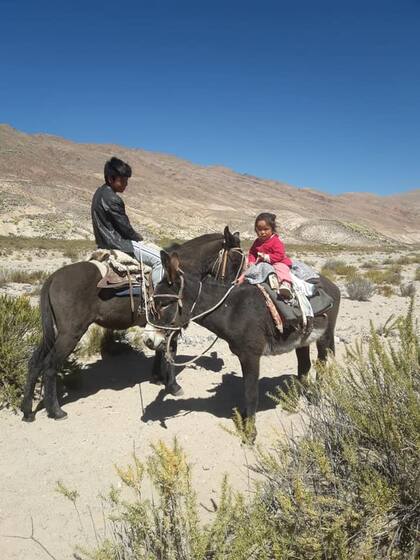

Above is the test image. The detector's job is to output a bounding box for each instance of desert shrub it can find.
[346,276,375,301]
[75,306,420,560]
[0,295,41,409]
[400,283,416,297]
[321,259,357,277]
[254,306,420,558]
[377,285,395,297]
[415,266,420,281]
[361,260,378,269]
[0,268,48,286]
[395,255,411,265]
[365,265,402,285]
[409,253,420,264]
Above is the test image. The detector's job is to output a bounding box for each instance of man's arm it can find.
[106,196,143,242]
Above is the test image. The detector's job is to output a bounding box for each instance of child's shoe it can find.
[268,273,280,291]
[279,282,293,299]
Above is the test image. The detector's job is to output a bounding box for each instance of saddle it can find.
[89,249,150,289]
[258,278,333,334]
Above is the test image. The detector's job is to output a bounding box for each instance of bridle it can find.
[143,245,245,333]
[212,246,244,281]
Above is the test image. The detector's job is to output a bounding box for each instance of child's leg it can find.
[273,262,292,284]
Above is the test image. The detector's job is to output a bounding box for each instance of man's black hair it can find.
[104,157,132,183]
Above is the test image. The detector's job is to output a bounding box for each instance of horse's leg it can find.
[238,352,260,442]
[43,333,83,420]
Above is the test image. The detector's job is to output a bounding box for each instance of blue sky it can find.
[1,0,419,195]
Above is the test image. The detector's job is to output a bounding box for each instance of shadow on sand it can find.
[59,345,295,424]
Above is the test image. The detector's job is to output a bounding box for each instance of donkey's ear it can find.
[166,252,180,283]
[224,226,241,248]
[169,252,180,271]
[160,250,171,272]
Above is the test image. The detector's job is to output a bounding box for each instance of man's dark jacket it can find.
[91,184,142,254]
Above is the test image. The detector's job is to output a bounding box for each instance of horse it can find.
[144,251,341,440]
[21,228,243,422]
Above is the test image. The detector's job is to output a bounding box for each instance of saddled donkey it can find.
[21,228,243,422]
[145,252,340,439]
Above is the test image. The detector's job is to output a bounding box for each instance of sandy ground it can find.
[0,249,419,559]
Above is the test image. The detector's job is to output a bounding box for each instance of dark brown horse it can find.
[21,228,242,422]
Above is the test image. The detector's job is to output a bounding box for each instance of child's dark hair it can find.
[255,212,277,232]
[104,157,132,183]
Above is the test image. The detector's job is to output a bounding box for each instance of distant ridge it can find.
[0,124,419,245]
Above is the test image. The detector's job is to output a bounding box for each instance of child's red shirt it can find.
[248,234,292,267]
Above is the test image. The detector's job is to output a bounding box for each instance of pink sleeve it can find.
[248,241,258,264]
[268,236,286,264]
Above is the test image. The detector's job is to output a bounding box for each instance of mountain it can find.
[0,124,419,245]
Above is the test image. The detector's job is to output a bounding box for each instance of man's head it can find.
[104,157,132,193]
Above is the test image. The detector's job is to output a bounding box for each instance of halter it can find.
[142,245,245,333]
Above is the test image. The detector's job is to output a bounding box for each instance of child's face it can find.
[109,176,128,193]
[255,220,273,241]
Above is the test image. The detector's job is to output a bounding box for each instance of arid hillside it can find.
[1,124,419,245]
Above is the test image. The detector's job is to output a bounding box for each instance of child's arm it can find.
[266,237,287,264]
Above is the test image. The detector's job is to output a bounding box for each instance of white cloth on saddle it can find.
[88,249,151,278]
[291,273,314,324]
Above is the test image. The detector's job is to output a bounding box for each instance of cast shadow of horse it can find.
[141,365,297,425]
[60,347,225,406]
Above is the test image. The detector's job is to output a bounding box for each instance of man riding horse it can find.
[91,157,163,287]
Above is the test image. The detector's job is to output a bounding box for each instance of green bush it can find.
[321,259,357,278]
[365,265,402,286]
[0,295,41,409]
[346,275,375,301]
[73,304,419,560]
[415,266,420,282]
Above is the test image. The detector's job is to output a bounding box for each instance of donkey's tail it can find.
[30,275,56,368]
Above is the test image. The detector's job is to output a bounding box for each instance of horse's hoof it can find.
[168,384,184,397]
[22,413,35,423]
[48,410,68,420]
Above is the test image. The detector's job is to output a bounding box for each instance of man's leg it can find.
[131,241,163,287]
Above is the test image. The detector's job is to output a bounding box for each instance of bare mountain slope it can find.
[0,124,419,245]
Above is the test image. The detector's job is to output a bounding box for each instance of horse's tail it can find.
[30,275,56,369]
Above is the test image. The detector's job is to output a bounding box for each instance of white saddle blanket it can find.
[88,249,151,278]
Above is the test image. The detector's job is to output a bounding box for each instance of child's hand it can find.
[257,252,270,263]
[235,274,246,285]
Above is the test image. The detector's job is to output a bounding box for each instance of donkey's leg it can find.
[316,329,335,363]
[296,346,311,381]
[165,337,183,396]
[43,333,83,420]
[238,352,260,442]
[21,345,47,421]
